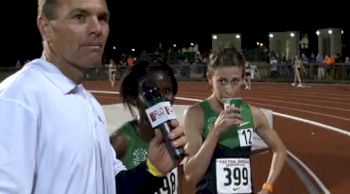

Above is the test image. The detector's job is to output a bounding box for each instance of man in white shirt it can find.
[0,0,186,193]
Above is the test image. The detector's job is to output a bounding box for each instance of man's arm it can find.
[0,99,38,193]
[111,130,164,193]
[115,161,164,193]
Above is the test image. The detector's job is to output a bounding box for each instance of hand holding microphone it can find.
[138,79,185,161]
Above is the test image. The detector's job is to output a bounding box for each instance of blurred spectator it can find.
[291,55,303,87]
[15,60,22,69]
[316,53,325,80]
[323,55,335,80]
[126,56,135,69]
[345,56,349,63]
[270,56,278,78]
[244,61,252,90]
[107,58,117,87]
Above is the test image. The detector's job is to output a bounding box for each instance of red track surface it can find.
[84,81,350,194]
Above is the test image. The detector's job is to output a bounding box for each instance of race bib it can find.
[238,128,253,147]
[216,158,251,194]
[155,168,178,194]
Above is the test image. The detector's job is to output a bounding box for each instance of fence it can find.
[1,63,350,83]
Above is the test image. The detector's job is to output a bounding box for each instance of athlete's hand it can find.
[214,107,243,135]
[257,188,269,194]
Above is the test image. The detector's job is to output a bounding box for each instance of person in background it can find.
[107,58,117,87]
[323,55,335,80]
[127,55,135,69]
[0,0,186,193]
[316,53,325,80]
[291,55,304,87]
[244,61,252,90]
[182,46,286,194]
[269,56,278,79]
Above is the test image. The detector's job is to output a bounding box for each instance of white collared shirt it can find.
[0,59,126,194]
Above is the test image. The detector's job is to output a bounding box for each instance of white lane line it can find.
[93,96,117,100]
[175,96,201,102]
[273,112,350,136]
[286,155,321,194]
[250,102,350,122]
[287,151,331,194]
[89,90,119,95]
[245,96,350,112]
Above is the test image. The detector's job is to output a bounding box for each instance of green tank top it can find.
[200,99,255,149]
[119,121,179,194]
[196,99,255,194]
[119,122,149,169]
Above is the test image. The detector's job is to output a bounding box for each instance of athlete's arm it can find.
[252,106,287,191]
[110,129,128,159]
[182,104,206,185]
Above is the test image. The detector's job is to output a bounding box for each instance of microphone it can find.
[138,78,185,160]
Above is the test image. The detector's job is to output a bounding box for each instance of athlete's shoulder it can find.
[184,102,203,118]
[110,124,129,159]
[250,105,271,130]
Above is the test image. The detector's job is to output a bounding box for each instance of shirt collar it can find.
[31,59,79,94]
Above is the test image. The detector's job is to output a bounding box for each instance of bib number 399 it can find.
[216,158,252,194]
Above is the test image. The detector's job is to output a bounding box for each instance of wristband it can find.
[146,159,164,177]
[263,183,273,193]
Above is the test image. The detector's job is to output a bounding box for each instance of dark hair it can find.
[208,46,246,76]
[37,0,59,20]
[120,61,178,117]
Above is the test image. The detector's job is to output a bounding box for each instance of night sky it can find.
[5,0,349,67]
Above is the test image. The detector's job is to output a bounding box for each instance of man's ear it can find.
[37,16,52,42]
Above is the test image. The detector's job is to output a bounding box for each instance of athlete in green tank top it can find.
[182,47,287,194]
[197,99,255,193]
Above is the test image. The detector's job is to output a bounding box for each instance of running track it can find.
[84,81,350,194]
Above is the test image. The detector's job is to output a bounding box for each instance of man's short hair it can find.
[37,0,59,20]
